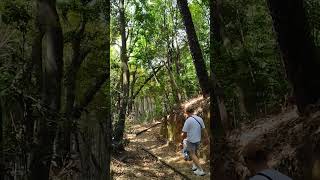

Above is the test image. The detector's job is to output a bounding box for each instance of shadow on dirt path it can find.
[112,122,210,179]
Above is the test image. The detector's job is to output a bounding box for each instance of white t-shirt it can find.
[182,115,205,143]
[250,169,292,180]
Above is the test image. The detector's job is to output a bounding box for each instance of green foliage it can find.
[306,0,320,46]
[210,0,290,117]
[1,0,31,33]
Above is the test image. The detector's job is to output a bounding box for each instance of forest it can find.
[1,0,320,179]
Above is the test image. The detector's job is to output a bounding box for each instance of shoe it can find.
[193,169,205,176]
[191,164,197,171]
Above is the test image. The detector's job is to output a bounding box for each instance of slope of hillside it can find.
[229,107,320,179]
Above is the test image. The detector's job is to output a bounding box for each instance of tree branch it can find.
[73,71,109,118]
[131,65,164,100]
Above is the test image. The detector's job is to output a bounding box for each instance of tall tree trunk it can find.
[165,62,181,104]
[0,98,3,180]
[164,1,181,104]
[177,0,210,96]
[209,0,233,179]
[267,0,320,114]
[172,6,182,76]
[62,15,88,159]
[29,0,63,179]
[166,46,181,104]
[113,0,130,148]
[101,0,111,178]
[128,69,138,114]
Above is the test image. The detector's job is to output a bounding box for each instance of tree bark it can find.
[168,66,181,103]
[113,0,130,148]
[0,98,3,180]
[266,0,320,114]
[177,0,210,96]
[209,0,233,179]
[29,0,63,179]
[101,0,112,178]
[172,5,182,76]
[62,15,88,159]
[128,68,138,113]
[163,5,182,104]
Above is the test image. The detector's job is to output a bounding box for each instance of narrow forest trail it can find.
[112,121,210,179]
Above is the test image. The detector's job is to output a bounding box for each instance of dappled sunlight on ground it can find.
[131,124,210,179]
[149,143,169,151]
[112,121,210,179]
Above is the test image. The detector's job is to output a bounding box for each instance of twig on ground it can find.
[141,147,191,180]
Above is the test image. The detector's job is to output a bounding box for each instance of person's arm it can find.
[180,119,189,148]
[199,117,209,144]
[179,132,187,149]
[203,128,210,145]
[181,131,187,140]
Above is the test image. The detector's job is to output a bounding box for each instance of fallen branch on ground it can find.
[135,122,162,136]
[141,147,191,180]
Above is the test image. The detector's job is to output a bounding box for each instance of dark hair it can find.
[185,106,194,114]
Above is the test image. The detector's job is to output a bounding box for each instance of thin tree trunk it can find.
[165,59,181,104]
[172,4,183,76]
[163,3,182,104]
[62,15,88,158]
[73,72,109,118]
[128,68,138,113]
[267,0,320,114]
[177,0,210,96]
[113,0,130,147]
[29,0,63,179]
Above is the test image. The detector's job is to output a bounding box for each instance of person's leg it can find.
[187,141,203,170]
[190,150,203,170]
[190,148,205,175]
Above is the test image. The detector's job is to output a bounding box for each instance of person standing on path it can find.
[180,106,209,176]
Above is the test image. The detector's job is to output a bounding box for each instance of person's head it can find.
[184,106,194,118]
[242,142,269,174]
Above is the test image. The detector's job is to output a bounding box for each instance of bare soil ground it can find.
[112,122,210,179]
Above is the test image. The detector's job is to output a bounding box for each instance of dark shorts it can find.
[186,141,200,153]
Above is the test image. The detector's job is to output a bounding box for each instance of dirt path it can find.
[112,122,210,179]
[111,133,180,179]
